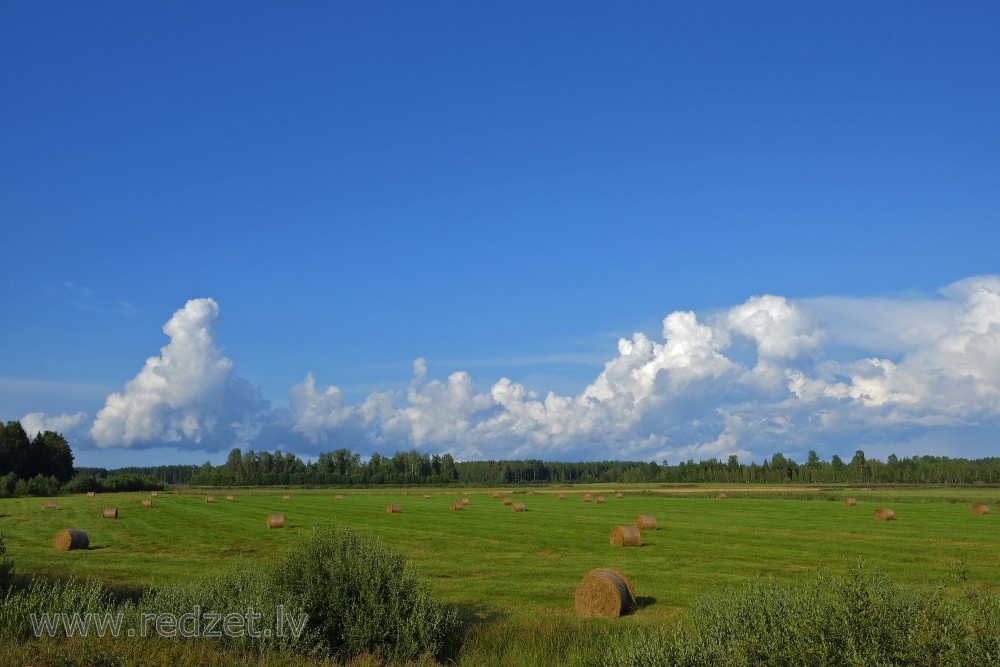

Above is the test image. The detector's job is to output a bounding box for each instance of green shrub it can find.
[271,523,461,663]
[602,561,1000,667]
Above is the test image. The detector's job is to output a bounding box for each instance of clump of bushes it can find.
[272,523,462,662]
[603,560,1000,667]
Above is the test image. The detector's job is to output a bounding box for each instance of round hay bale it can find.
[141,499,152,507]
[386,503,402,514]
[335,494,344,500]
[150,491,158,497]
[511,502,526,512]
[574,568,637,618]
[205,496,214,504]
[43,501,57,510]
[173,490,181,496]
[502,497,512,506]
[282,495,291,501]
[633,514,657,531]
[842,497,857,506]
[716,492,727,500]
[610,525,642,547]
[266,514,285,529]
[873,508,895,521]
[226,495,235,502]
[422,494,430,500]
[582,493,592,502]
[527,491,535,496]
[86,491,95,498]
[461,498,470,505]
[557,493,565,500]
[595,496,606,504]
[450,502,464,511]
[102,507,118,519]
[971,503,990,515]
[615,492,623,498]
[53,529,89,551]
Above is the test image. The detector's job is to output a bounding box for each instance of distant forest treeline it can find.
[81,446,1000,488]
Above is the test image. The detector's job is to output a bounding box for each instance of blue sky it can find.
[2,2,998,468]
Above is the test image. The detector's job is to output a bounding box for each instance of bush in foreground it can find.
[272,523,461,663]
[603,561,1000,667]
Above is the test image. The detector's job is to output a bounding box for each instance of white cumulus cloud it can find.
[89,298,267,449]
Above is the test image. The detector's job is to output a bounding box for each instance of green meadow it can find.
[2,485,999,665]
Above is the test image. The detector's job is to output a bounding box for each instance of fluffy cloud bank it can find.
[89,298,267,449]
[56,276,1000,461]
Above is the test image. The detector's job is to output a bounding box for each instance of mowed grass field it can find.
[2,485,1000,627]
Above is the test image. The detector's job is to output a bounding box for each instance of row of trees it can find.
[169,446,1000,487]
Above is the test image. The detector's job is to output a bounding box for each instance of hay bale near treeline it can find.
[103,508,118,519]
[574,568,637,618]
[266,514,285,529]
[205,496,215,503]
[634,515,657,531]
[557,494,565,500]
[282,495,291,501]
[43,501,57,510]
[422,494,430,500]
[86,491,95,498]
[226,495,235,502]
[971,503,990,515]
[874,508,895,521]
[336,494,344,500]
[511,502,526,512]
[386,504,402,514]
[595,496,606,504]
[53,529,89,551]
[461,498,470,505]
[502,497,512,506]
[450,502,463,511]
[582,493,593,502]
[610,525,642,547]
[843,498,857,506]
[150,492,158,497]
[615,492,623,498]
[141,499,152,507]
[716,492,727,500]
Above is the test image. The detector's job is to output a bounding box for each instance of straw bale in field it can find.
[633,514,657,531]
[615,492,623,498]
[422,494,430,500]
[205,496,214,503]
[557,494,565,500]
[511,502,526,512]
[150,492,158,497]
[103,507,118,519]
[141,499,152,507]
[502,497,512,505]
[716,492,727,499]
[450,502,464,511]
[610,525,641,547]
[44,501,57,510]
[86,491,95,497]
[582,493,592,502]
[386,503,402,513]
[595,496,606,504]
[282,495,291,501]
[574,568,637,618]
[461,497,470,505]
[226,495,234,502]
[53,529,89,551]
[873,508,895,521]
[842,498,857,506]
[335,495,343,500]
[266,514,285,529]
[971,503,990,515]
